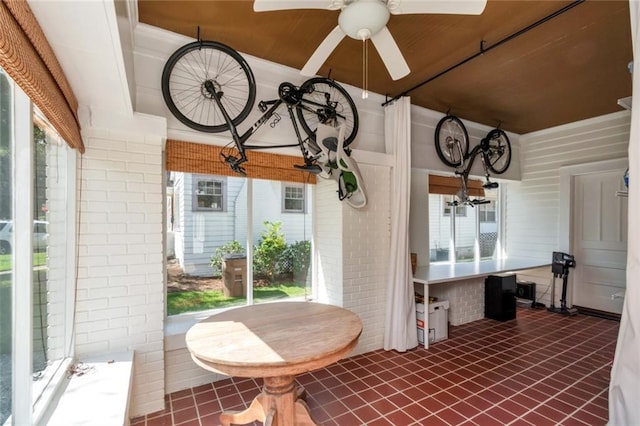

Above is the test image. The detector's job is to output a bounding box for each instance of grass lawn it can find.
[0,252,47,272]
[167,283,308,315]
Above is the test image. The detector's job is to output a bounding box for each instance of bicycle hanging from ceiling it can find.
[161,38,367,208]
[434,115,511,206]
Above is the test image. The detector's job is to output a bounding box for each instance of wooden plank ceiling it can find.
[138,0,632,135]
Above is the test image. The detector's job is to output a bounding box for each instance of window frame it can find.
[165,174,315,331]
[282,183,306,213]
[192,174,226,212]
[2,73,77,425]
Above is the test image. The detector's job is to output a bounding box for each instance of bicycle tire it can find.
[434,115,469,167]
[296,78,359,148]
[161,40,256,133]
[484,129,512,174]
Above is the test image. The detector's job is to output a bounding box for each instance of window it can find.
[429,190,500,263]
[167,173,313,316]
[443,203,466,216]
[0,69,76,424]
[282,184,305,213]
[192,175,225,211]
[479,201,496,223]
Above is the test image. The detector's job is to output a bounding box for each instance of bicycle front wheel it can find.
[161,40,256,133]
[484,129,511,174]
[434,115,469,167]
[296,78,359,148]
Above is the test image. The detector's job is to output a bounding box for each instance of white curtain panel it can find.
[609,2,640,423]
[383,97,418,352]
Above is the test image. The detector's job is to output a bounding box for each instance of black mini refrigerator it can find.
[485,274,517,321]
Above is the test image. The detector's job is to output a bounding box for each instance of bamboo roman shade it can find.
[0,0,84,152]
[429,174,484,197]
[166,140,317,184]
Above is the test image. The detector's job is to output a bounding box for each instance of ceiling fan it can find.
[253,0,487,81]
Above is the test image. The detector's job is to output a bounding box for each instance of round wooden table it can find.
[186,301,362,426]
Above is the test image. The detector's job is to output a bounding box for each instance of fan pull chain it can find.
[362,38,369,99]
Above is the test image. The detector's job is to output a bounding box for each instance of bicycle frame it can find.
[204,81,335,174]
[452,137,496,205]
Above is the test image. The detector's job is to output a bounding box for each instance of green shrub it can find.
[280,240,311,277]
[210,240,245,275]
[253,221,286,281]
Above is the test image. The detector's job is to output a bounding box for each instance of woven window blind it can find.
[166,140,317,184]
[0,1,84,152]
[429,174,484,197]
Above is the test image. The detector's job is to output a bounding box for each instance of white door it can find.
[572,170,627,314]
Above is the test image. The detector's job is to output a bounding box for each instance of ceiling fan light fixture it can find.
[338,0,390,40]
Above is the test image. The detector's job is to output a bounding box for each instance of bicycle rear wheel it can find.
[296,78,359,148]
[161,40,256,133]
[434,115,469,167]
[484,129,511,174]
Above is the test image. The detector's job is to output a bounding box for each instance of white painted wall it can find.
[341,163,391,354]
[505,111,631,307]
[74,113,166,417]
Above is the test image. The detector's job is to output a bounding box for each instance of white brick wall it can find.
[342,164,391,355]
[314,178,343,306]
[165,347,225,394]
[430,278,485,326]
[75,123,165,417]
[313,163,391,355]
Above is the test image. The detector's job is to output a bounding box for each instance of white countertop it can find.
[413,258,551,284]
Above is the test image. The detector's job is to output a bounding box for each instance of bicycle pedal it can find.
[483,181,499,189]
[294,164,323,174]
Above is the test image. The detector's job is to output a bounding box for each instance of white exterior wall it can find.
[505,111,630,306]
[174,175,313,276]
[75,115,166,417]
[235,179,313,248]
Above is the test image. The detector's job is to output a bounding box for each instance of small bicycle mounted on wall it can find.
[434,115,512,205]
[160,39,359,176]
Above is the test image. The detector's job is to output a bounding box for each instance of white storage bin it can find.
[428,300,449,343]
[416,303,425,344]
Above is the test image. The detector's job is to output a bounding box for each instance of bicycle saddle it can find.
[483,181,499,189]
[322,136,338,152]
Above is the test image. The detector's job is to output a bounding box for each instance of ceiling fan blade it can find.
[301,25,346,76]
[388,0,487,15]
[370,26,410,80]
[253,0,343,12]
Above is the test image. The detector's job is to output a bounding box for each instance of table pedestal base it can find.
[219,375,316,426]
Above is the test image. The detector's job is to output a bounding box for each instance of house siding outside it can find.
[171,173,313,276]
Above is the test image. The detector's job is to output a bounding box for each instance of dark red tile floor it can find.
[132,307,618,425]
